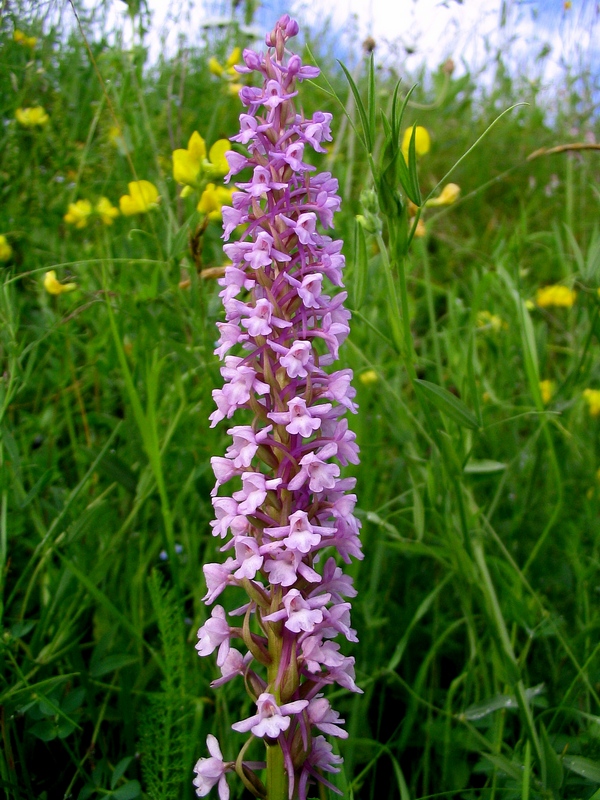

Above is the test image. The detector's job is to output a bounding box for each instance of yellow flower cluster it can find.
[14,29,37,48]
[171,131,233,220]
[16,107,49,127]
[173,131,229,195]
[539,380,555,405]
[426,183,461,207]
[198,183,236,220]
[402,125,431,162]
[209,48,243,96]
[43,270,77,295]
[536,284,577,308]
[0,235,13,261]
[359,369,379,386]
[119,181,160,216]
[583,389,600,417]
[64,197,120,228]
[477,310,507,332]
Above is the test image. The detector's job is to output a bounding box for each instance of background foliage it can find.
[1,1,600,799]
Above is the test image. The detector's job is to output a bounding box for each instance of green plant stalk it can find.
[266,744,287,800]
[381,218,476,560]
[472,538,545,781]
[417,237,444,384]
[375,232,404,355]
[387,225,416,382]
[103,277,181,596]
[266,635,287,800]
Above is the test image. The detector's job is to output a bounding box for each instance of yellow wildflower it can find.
[359,369,378,386]
[477,310,506,332]
[0,235,13,262]
[197,184,235,220]
[539,379,555,405]
[401,125,431,161]
[119,181,160,216]
[96,197,119,225]
[173,131,206,188]
[426,183,461,207]
[14,29,37,48]
[209,47,242,78]
[207,139,230,176]
[43,270,77,295]
[16,106,49,127]
[583,389,600,417]
[536,284,577,308]
[173,132,230,194]
[64,199,93,229]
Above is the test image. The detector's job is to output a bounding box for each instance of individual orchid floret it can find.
[193,735,232,800]
[231,693,309,738]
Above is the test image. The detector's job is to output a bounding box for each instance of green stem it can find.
[375,232,404,355]
[266,742,287,800]
[418,237,444,384]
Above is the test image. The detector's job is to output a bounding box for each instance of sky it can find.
[85,0,600,92]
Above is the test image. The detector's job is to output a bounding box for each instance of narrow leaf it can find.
[337,60,371,151]
[563,756,600,783]
[480,752,524,782]
[407,124,422,206]
[367,53,376,150]
[464,459,507,474]
[540,723,563,796]
[18,468,55,509]
[415,379,480,430]
[353,219,368,310]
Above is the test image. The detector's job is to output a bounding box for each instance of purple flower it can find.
[195,16,361,800]
[196,606,230,666]
[193,735,231,799]
[231,692,308,738]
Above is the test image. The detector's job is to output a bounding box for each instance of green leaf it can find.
[112,780,141,800]
[540,723,563,796]
[387,574,452,671]
[167,209,201,260]
[337,60,371,151]
[111,758,134,791]
[30,720,58,742]
[90,654,139,678]
[480,752,523,782]
[563,756,600,783]
[353,219,368,310]
[464,459,507,474]
[10,620,36,638]
[57,718,77,739]
[411,477,425,541]
[415,379,480,430]
[95,449,137,493]
[396,145,420,205]
[466,332,483,426]
[18,468,55,509]
[406,123,422,206]
[367,53,376,152]
[61,687,86,714]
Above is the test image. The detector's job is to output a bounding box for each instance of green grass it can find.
[1,3,600,800]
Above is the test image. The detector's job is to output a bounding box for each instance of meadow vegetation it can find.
[1,2,600,799]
